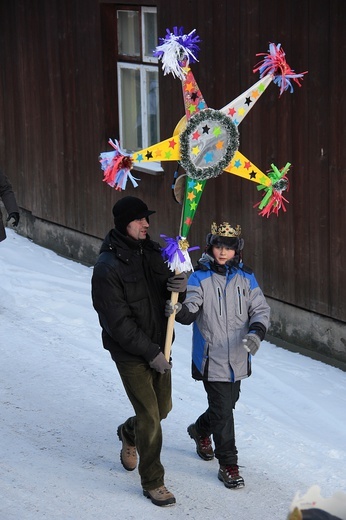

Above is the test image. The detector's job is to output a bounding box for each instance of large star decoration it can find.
[100,30,306,228]
[127,65,287,231]
[131,68,273,188]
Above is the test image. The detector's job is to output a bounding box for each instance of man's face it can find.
[212,245,236,265]
[126,217,149,240]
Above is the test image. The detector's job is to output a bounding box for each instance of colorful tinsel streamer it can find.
[160,235,199,272]
[99,139,138,191]
[153,27,201,81]
[255,163,291,217]
[253,43,307,96]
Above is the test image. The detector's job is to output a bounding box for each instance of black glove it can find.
[165,300,182,317]
[167,272,188,293]
[149,352,172,374]
[242,333,261,355]
[6,212,20,227]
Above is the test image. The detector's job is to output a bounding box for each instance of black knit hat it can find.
[112,196,156,235]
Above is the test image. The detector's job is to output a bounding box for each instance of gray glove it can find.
[149,352,172,374]
[242,333,261,355]
[165,300,182,317]
[167,272,188,293]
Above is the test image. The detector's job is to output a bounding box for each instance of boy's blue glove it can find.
[242,333,261,355]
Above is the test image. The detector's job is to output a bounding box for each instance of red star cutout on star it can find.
[228,107,236,117]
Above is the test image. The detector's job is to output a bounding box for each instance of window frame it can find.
[141,6,158,64]
[117,61,159,150]
[116,5,162,174]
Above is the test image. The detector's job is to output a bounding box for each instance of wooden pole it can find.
[164,176,187,361]
[164,289,179,361]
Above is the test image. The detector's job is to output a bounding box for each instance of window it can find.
[117,7,159,153]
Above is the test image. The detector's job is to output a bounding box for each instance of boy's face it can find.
[212,245,236,265]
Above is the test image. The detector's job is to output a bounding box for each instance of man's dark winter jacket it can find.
[91,228,173,363]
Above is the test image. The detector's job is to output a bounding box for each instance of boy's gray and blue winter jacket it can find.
[175,254,270,383]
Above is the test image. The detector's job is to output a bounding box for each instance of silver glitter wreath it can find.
[179,108,239,180]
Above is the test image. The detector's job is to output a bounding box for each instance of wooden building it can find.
[0,0,345,365]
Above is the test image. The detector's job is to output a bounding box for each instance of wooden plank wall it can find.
[0,0,345,324]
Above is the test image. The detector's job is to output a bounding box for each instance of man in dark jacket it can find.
[91,196,186,507]
[0,170,20,242]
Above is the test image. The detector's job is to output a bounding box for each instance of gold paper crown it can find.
[210,221,241,237]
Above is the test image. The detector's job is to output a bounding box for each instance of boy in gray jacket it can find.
[166,221,270,489]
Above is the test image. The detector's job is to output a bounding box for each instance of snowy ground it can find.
[1,229,346,520]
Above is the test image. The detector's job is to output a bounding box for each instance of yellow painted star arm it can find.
[224,151,271,186]
[132,136,181,163]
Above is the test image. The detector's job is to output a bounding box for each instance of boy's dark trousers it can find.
[196,380,241,465]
